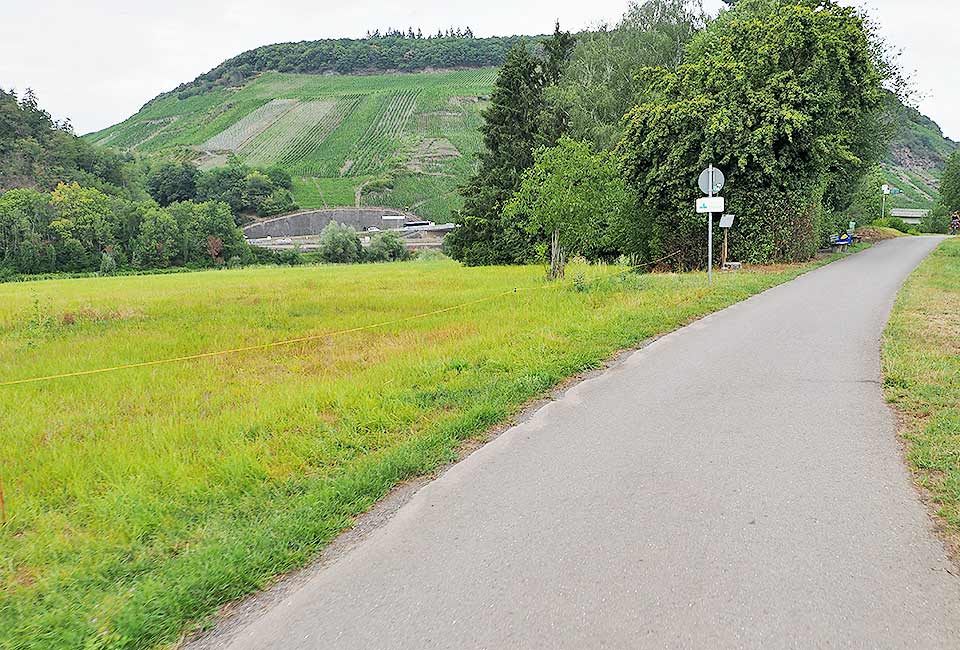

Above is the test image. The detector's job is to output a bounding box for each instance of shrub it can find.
[317,222,362,263]
[247,246,281,265]
[414,249,449,262]
[920,203,951,234]
[365,231,410,262]
[257,188,297,217]
[276,249,304,266]
[873,217,911,233]
[99,252,117,275]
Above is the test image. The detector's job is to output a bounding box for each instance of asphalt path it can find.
[199,236,959,649]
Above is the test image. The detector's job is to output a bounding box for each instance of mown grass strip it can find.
[882,237,960,554]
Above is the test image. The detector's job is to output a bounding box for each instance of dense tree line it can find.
[0,183,262,277]
[146,159,298,220]
[0,90,423,277]
[0,88,140,197]
[450,0,904,270]
[169,34,539,100]
[364,27,474,39]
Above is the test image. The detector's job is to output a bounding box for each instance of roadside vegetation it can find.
[2,253,853,648]
[447,0,910,268]
[882,237,960,555]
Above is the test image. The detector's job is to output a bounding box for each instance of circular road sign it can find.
[698,167,725,195]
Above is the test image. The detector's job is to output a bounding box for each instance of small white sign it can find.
[882,184,891,195]
[696,197,725,214]
[719,214,735,228]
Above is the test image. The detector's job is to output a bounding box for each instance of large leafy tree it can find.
[619,0,891,266]
[317,221,363,263]
[146,161,198,206]
[504,137,639,278]
[49,182,118,263]
[555,0,707,150]
[133,207,181,268]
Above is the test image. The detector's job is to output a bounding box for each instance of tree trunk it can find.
[550,229,565,280]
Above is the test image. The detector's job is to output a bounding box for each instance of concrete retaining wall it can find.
[243,208,418,238]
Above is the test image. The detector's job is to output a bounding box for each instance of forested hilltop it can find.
[165,31,538,101]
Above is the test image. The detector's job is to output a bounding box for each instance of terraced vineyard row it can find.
[344,90,421,177]
[284,93,389,178]
[202,99,297,152]
[87,69,497,220]
[274,95,364,172]
[241,99,333,165]
[93,118,172,150]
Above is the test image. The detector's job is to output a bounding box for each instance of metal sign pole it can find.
[708,164,714,286]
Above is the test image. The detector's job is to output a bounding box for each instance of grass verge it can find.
[1,251,859,649]
[883,237,960,557]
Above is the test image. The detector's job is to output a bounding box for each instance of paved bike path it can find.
[204,237,960,649]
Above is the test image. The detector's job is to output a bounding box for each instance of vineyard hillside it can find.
[87,42,957,220]
[87,69,497,221]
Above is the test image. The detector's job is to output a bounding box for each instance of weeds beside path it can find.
[883,237,960,558]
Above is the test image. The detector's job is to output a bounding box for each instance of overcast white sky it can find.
[0,0,957,138]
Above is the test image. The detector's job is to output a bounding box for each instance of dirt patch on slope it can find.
[406,138,460,172]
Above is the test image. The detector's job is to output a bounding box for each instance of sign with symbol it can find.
[699,168,725,195]
[696,197,725,214]
[719,213,735,228]
[882,184,890,195]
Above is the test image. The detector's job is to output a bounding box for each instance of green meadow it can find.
[2,255,848,648]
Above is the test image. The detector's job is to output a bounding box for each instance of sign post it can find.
[697,165,725,285]
[719,214,735,267]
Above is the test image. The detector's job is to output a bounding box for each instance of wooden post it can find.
[722,229,729,268]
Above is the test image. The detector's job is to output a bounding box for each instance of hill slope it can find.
[88,69,496,221]
[883,100,958,210]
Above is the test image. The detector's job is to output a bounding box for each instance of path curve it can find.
[196,236,960,649]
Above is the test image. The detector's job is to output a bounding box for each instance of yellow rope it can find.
[0,287,531,388]
[0,262,659,389]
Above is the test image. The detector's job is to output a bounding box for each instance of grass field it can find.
[882,237,960,555]
[86,69,495,221]
[0,252,856,649]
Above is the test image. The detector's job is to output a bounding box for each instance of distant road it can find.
[194,236,959,649]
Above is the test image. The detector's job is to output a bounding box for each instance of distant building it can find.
[890,208,929,226]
